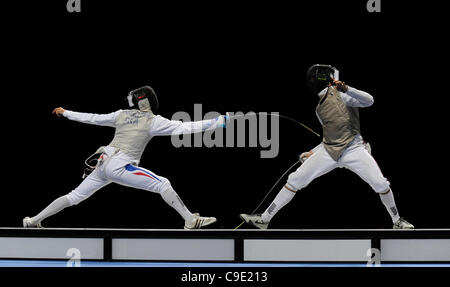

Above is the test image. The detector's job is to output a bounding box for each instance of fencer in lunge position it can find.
[23,86,228,229]
[241,64,414,229]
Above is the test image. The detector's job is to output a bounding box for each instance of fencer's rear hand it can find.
[299,151,313,163]
[52,107,66,117]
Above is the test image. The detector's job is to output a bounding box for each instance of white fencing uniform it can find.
[23,109,225,228]
[287,135,390,193]
[242,84,413,228]
[66,146,173,205]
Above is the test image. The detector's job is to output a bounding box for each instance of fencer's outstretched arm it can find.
[340,86,374,107]
[60,109,121,127]
[149,115,227,136]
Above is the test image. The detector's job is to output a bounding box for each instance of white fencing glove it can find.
[217,112,230,128]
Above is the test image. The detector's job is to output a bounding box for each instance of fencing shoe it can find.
[23,217,43,228]
[393,217,414,229]
[240,213,269,230]
[184,213,217,229]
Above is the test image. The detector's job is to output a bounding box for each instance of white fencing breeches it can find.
[287,138,390,193]
[66,151,172,206]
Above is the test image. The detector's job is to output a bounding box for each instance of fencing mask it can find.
[306,64,339,95]
[127,86,159,113]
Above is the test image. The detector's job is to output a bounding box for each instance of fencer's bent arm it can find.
[62,110,121,127]
[149,115,222,136]
[341,86,374,107]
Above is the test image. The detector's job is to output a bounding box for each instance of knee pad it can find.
[155,176,172,194]
[66,192,85,206]
[287,173,307,190]
[372,178,391,194]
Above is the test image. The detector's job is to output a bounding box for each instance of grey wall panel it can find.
[112,238,234,261]
[244,239,371,261]
[381,239,450,261]
[0,237,103,259]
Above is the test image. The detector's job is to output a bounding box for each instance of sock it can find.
[379,189,400,223]
[161,188,194,222]
[261,186,296,222]
[31,195,71,225]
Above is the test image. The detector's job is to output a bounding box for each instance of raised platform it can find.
[1,228,450,264]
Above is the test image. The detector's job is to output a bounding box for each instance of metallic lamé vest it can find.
[316,87,361,161]
[108,110,155,160]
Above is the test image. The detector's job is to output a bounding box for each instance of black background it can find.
[2,0,448,230]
